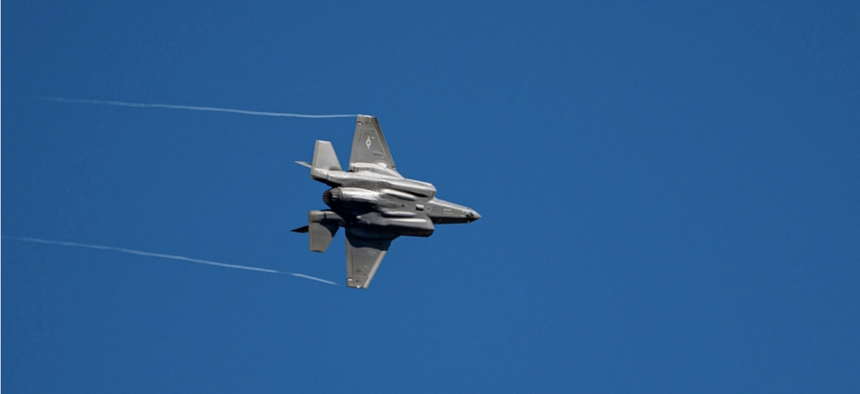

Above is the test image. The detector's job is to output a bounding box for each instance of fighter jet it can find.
[292,115,480,289]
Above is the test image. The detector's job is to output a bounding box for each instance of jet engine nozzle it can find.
[323,187,380,208]
[322,188,342,206]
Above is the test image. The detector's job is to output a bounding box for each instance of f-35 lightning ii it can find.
[292,115,480,289]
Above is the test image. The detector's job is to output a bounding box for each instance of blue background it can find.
[3,1,859,392]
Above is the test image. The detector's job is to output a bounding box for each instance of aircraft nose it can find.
[467,209,481,221]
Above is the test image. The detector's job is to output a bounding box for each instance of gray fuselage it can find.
[293,115,480,288]
[311,165,480,239]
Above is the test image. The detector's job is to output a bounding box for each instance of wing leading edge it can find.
[345,230,397,289]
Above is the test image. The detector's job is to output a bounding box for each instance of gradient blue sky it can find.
[4,1,859,392]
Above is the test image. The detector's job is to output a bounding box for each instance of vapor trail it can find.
[4,236,336,285]
[288,273,337,285]
[39,97,358,119]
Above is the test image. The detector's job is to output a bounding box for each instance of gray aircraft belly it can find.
[293,115,480,289]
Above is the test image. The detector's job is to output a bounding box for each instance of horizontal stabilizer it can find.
[310,222,338,253]
[291,225,309,233]
[295,161,312,169]
[307,210,341,253]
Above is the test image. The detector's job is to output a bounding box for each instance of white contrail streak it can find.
[288,273,337,285]
[39,97,358,119]
[4,236,336,285]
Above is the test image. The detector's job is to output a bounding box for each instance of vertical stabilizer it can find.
[312,141,342,172]
[310,141,342,184]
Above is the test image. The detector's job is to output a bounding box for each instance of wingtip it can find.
[346,279,369,289]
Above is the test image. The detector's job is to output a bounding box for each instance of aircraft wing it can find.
[349,115,396,171]
[345,230,397,289]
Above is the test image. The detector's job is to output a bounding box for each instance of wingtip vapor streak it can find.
[292,115,480,289]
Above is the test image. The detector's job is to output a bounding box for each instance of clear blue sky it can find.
[4,1,859,392]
